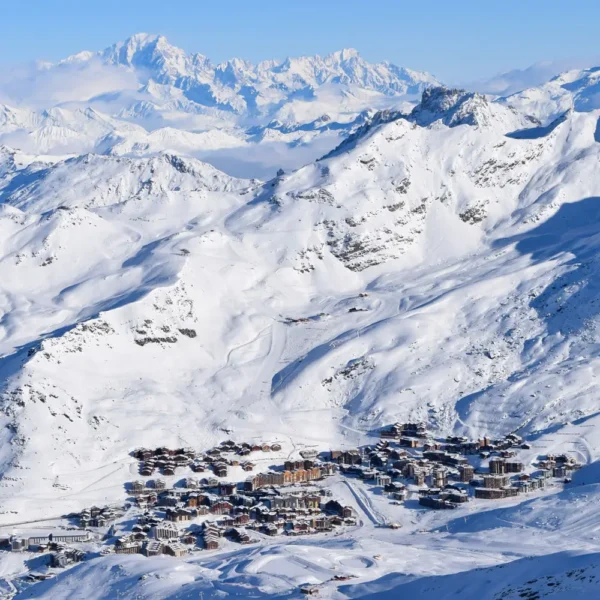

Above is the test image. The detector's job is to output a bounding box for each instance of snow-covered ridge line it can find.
[94,33,440,101]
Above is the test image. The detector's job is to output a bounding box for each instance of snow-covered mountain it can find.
[98,33,439,115]
[0,34,439,178]
[502,65,600,123]
[3,39,600,597]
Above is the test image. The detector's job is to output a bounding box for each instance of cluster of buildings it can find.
[536,453,580,480]
[1,531,91,553]
[50,546,86,568]
[330,423,579,511]
[78,505,123,528]
[1,531,91,569]
[104,482,357,556]
[84,442,356,557]
[1,429,580,581]
[244,462,336,490]
[132,440,282,478]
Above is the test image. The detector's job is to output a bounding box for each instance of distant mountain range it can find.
[2,34,600,179]
[0,34,445,178]
[94,33,439,114]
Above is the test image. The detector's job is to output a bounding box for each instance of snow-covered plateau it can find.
[1,35,600,598]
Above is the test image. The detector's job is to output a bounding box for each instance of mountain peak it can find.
[327,48,361,62]
[101,33,186,70]
[410,86,489,127]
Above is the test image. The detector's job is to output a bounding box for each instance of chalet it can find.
[263,523,278,536]
[400,437,420,448]
[390,490,407,501]
[336,450,362,465]
[516,480,533,493]
[482,474,510,489]
[231,528,251,544]
[423,442,442,451]
[151,522,179,540]
[419,496,455,509]
[325,500,353,519]
[115,542,142,554]
[140,464,154,476]
[414,471,426,486]
[133,448,148,460]
[431,469,448,488]
[271,443,282,451]
[293,520,310,533]
[475,487,508,499]
[385,480,405,492]
[213,464,228,478]
[553,466,567,478]
[158,494,179,507]
[210,501,233,515]
[505,460,524,473]
[489,458,506,474]
[203,536,220,550]
[445,489,469,503]
[181,534,196,545]
[234,514,250,526]
[143,540,163,556]
[375,473,392,487]
[285,459,313,471]
[458,464,475,482]
[321,463,336,476]
[165,508,195,522]
[313,516,331,531]
[330,450,342,461]
[219,482,237,496]
[164,542,186,557]
[531,477,546,489]
[368,453,387,468]
[306,495,321,509]
[92,515,107,527]
[50,552,70,568]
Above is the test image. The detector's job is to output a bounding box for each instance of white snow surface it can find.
[2,40,600,598]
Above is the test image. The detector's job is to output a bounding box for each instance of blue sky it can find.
[1,0,599,81]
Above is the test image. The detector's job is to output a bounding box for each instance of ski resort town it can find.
[0,423,581,590]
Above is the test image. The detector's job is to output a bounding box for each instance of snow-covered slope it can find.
[502,66,600,123]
